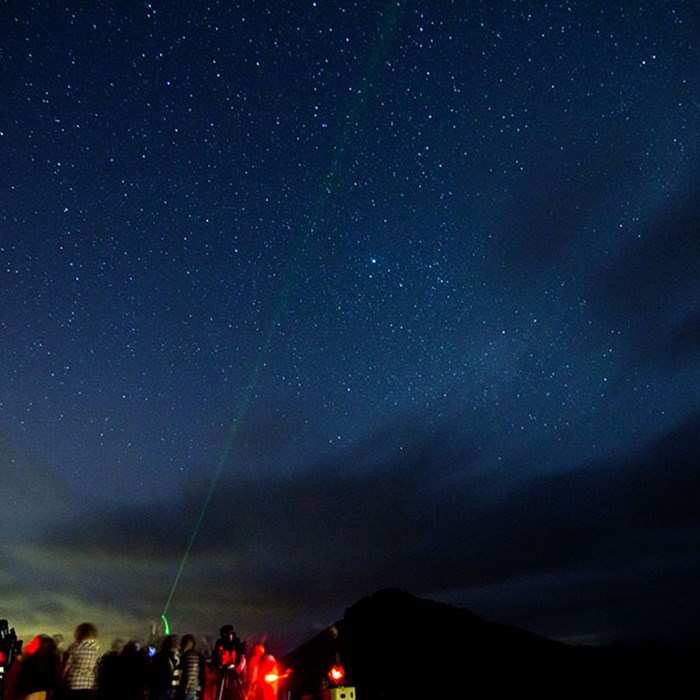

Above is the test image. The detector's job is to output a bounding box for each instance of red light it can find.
[328,664,345,684]
[217,647,238,667]
[0,651,5,664]
[25,636,41,656]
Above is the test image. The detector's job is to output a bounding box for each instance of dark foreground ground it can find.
[281,589,698,700]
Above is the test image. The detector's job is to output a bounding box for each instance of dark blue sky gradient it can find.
[1,1,699,651]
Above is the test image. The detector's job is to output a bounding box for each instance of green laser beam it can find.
[160,357,267,620]
[161,0,404,623]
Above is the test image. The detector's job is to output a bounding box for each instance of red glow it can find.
[328,664,345,684]
[0,650,5,664]
[24,636,41,656]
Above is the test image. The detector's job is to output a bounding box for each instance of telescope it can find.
[0,620,23,700]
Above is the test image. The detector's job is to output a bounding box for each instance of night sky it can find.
[2,1,699,653]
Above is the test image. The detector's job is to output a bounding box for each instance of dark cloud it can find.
[35,410,700,642]
[595,175,700,354]
[497,137,640,271]
[662,306,700,365]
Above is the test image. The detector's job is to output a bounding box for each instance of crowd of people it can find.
[2,622,280,700]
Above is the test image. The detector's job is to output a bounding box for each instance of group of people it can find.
[2,622,279,700]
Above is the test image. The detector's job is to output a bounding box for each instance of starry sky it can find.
[2,1,699,653]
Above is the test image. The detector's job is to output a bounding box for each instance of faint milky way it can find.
[1,1,699,652]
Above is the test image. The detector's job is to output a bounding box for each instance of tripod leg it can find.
[227,673,246,700]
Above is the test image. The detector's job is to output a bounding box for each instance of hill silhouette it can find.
[281,588,696,699]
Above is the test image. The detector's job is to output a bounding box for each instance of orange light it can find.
[264,669,291,684]
[328,664,345,684]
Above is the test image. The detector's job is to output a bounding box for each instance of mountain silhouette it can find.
[280,588,696,699]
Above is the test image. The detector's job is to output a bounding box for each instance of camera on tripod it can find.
[215,625,246,671]
[214,625,247,700]
[0,619,23,700]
